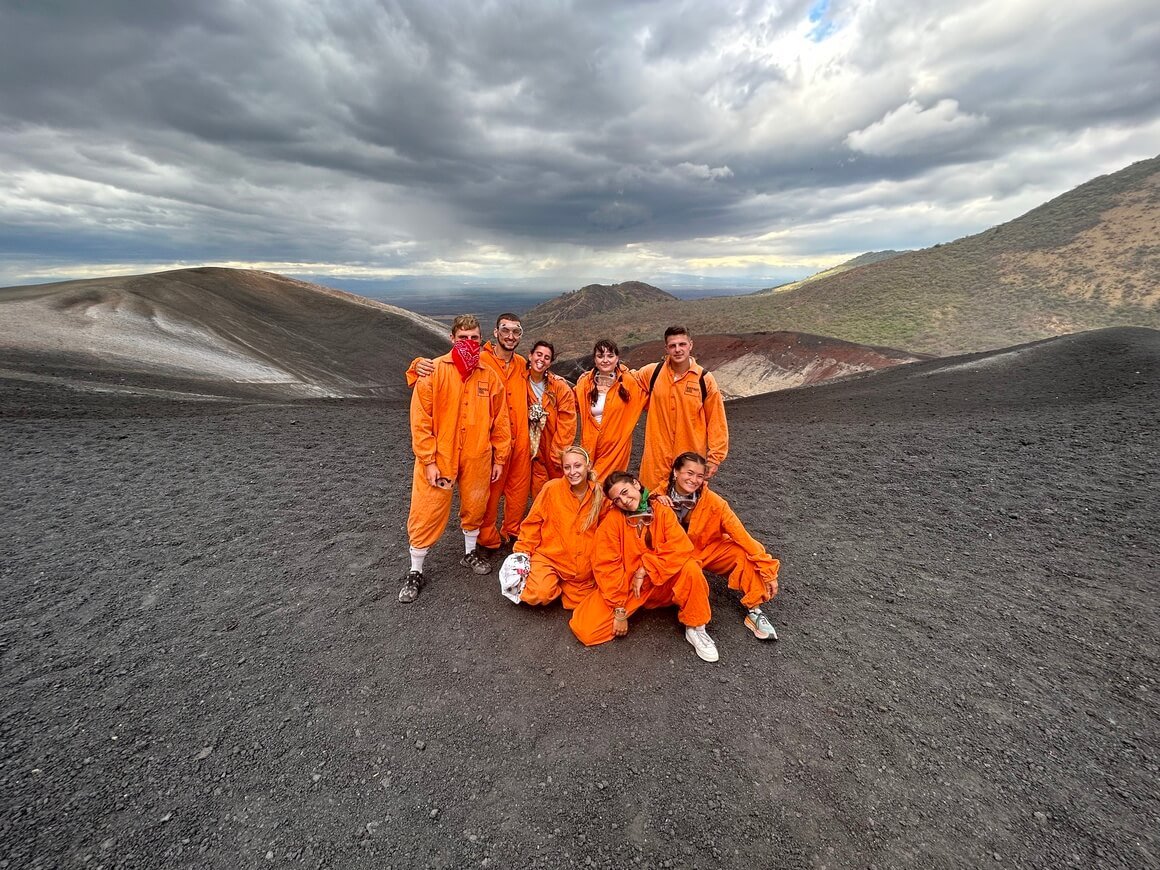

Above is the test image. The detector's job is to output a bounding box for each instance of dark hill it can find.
[542,156,1160,358]
[0,267,449,401]
[523,281,677,332]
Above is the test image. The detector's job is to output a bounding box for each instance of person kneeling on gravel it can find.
[568,472,718,662]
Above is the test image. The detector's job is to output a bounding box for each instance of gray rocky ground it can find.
[1,328,1158,869]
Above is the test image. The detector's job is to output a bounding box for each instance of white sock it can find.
[409,546,428,573]
[463,529,480,554]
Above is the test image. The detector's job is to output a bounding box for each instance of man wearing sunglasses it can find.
[476,313,534,554]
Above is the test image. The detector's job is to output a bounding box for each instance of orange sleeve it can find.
[592,513,633,609]
[488,370,512,465]
[629,363,655,399]
[703,372,729,467]
[552,377,578,453]
[652,503,696,563]
[405,358,422,388]
[409,371,437,467]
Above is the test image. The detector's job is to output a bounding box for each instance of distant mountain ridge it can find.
[523,281,677,331]
[537,156,1160,358]
[0,267,448,400]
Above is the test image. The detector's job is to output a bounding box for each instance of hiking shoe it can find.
[397,571,423,603]
[460,549,492,575]
[745,607,778,641]
[685,625,719,662]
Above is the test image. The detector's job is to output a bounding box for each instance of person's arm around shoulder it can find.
[405,356,434,388]
[702,371,728,478]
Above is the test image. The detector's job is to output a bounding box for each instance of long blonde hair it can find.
[561,445,603,531]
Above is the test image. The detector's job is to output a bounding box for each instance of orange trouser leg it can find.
[569,589,647,646]
[457,454,494,533]
[520,554,563,606]
[530,457,551,501]
[698,540,780,609]
[479,450,532,547]
[407,456,494,549]
[663,561,712,627]
[521,554,596,609]
[499,451,532,541]
[406,459,454,549]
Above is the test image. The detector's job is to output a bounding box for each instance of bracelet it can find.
[613,607,627,619]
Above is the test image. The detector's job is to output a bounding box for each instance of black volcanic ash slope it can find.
[0,267,449,400]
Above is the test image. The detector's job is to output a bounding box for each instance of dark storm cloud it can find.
[0,0,1158,284]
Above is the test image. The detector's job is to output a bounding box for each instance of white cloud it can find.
[0,0,1156,287]
[845,99,989,157]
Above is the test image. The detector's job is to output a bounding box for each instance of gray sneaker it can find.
[460,549,492,575]
[398,571,423,603]
[745,607,778,641]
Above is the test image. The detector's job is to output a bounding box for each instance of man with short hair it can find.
[637,326,729,493]
[397,315,510,603]
[476,313,533,551]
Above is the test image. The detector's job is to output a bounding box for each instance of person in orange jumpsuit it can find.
[526,340,578,500]
[657,452,781,640]
[477,313,533,551]
[569,471,719,662]
[398,315,511,603]
[637,326,729,493]
[416,315,533,549]
[508,445,604,610]
[573,339,648,485]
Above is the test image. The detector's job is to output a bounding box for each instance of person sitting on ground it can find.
[568,471,719,662]
[503,445,604,610]
[573,339,649,484]
[655,452,781,640]
[526,340,578,501]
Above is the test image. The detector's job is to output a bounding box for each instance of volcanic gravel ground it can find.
[1,328,1158,869]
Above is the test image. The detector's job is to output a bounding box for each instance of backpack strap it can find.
[650,360,709,403]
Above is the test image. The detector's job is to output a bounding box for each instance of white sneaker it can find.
[685,625,719,662]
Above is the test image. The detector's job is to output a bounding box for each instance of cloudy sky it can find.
[1,0,1158,292]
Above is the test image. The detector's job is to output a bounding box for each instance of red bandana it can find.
[451,339,481,380]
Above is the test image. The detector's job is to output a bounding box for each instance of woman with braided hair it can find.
[503,445,605,610]
[657,452,781,640]
[573,340,649,484]
[568,471,718,662]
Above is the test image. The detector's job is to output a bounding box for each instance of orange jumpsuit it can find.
[637,358,729,493]
[513,477,602,609]
[528,373,578,500]
[478,343,532,548]
[569,503,711,646]
[406,353,511,549]
[683,487,780,609]
[573,366,648,485]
